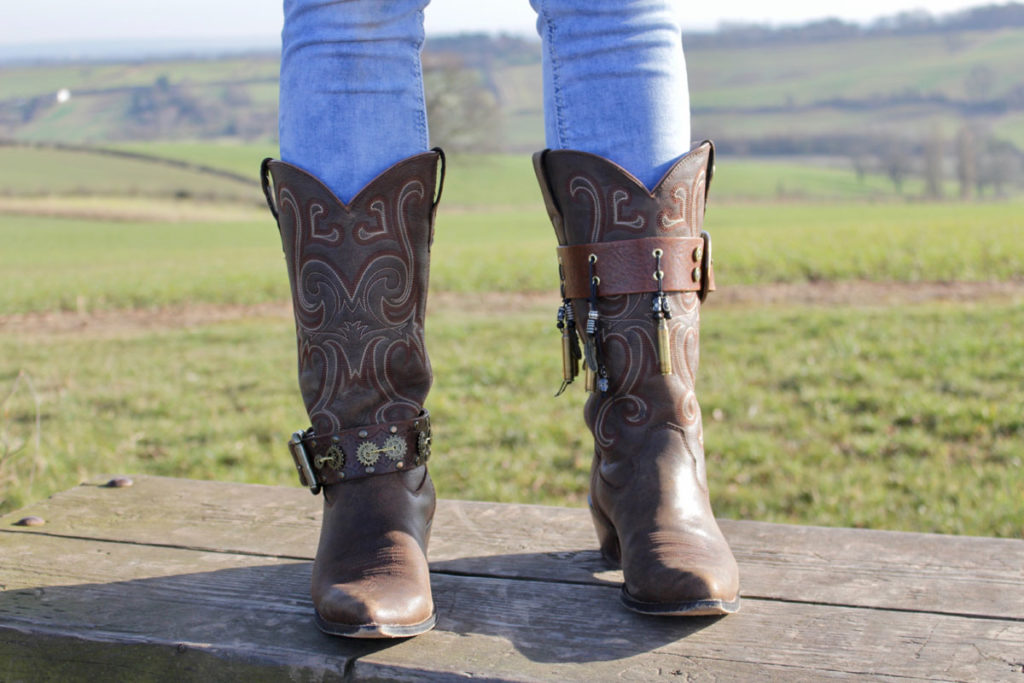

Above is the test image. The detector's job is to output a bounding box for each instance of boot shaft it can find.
[262,152,442,435]
[533,144,716,471]
[534,143,713,246]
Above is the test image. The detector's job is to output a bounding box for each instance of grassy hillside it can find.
[0,145,257,202]
[3,24,1023,166]
[688,28,1024,109]
[0,142,956,209]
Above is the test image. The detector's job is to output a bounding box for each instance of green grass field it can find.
[1,145,1021,538]
[3,300,1021,537]
[0,146,258,202]
[3,198,1022,314]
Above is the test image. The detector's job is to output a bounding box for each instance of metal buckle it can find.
[416,418,432,464]
[698,230,712,303]
[288,430,321,495]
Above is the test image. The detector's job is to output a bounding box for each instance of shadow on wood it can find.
[2,476,1023,680]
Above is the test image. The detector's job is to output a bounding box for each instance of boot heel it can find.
[589,500,621,568]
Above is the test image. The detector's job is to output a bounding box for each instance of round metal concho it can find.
[383,435,407,462]
[316,445,345,471]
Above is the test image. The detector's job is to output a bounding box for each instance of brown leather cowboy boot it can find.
[260,150,443,637]
[534,142,740,616]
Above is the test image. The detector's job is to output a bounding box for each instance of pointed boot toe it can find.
[619,542,740,616]
[314,578,436,638]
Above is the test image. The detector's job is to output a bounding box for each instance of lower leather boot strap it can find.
[557,233,714,301]
[288,412,432,494]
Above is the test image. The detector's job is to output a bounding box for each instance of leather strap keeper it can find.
[558,235,714,300]
[288,412,432,494]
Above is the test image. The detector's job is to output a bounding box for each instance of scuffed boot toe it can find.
[621,566,740,616]
[314,580,436,638]
[619,536,740,616]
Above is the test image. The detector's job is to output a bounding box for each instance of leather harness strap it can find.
[557,234,715,300]
[288,412,431,494]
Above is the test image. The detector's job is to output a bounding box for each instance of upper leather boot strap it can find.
[558,234,715,301]
[288,412,432,494]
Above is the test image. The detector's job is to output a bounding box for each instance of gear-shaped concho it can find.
[356,441,381,467]
[383,435,407,462]
[315,445,345,471]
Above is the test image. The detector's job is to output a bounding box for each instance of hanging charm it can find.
[555,256,582,396]
[652,248,673,375]
[584,254,610,394]
[556,298,581,396]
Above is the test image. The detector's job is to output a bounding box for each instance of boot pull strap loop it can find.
[532,150,568,245]
[431,147,446,215]
[427,147,446,248]
[702,140,716,212]
[698,230,713,303]
[260,157,279,222]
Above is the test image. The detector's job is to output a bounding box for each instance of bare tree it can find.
[977,138,1021,198]
[955,125,976,200]
[883,137,912,194]
[964,64,995,102]
[423,54,501,153]
[923,124,945,199]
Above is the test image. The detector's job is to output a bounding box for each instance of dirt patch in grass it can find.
[0,196,262,223]
[3,280,1022,337]
[712,279,1024,307]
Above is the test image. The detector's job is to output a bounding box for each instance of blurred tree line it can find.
[2,4,1023,198]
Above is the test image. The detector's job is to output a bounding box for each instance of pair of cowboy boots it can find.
[260,142,739,638]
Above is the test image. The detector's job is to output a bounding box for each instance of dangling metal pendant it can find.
[585,363,596,392]
[561,327,576,383]
[556,301,579,387]
[657,316,672,375]
[651,248,673,376]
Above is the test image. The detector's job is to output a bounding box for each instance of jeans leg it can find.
[279,0,430,202]
[529,0,691,190]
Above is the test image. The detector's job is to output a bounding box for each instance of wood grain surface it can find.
[2,476,1022,681]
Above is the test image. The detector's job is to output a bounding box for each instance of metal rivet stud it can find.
[396,462,404,469]
[338,472,346,479]
[389,426,398,434]
[332,436,340,443]
[693,246,703,262]
[365,467,375,474]
[358,430,368,438]
[692,267,702,283]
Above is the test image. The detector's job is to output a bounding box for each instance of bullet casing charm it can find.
[561,327,576,382]
[657,316,672,375]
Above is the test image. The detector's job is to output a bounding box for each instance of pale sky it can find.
[0,0,1003,46]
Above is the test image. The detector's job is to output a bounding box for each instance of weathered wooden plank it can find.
[2,532,1022,682]
[4,476,1022,621]
[0,629,352,683]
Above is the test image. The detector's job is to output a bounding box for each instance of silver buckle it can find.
[288,430,321,495]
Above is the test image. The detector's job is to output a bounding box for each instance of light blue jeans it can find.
[280,0,691,201]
